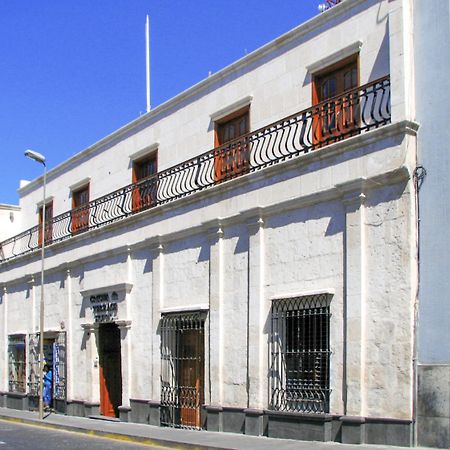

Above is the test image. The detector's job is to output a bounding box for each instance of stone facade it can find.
[1,0,445,447]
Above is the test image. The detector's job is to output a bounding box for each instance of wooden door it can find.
[313,60,358,147]
[38,202,53,246]
[132,154,157,212]
[214,109,249,182]
[71,186,89,233]
[179,329,204,428]
[99,324,122,418]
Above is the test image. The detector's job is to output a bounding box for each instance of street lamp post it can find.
[25,149,47,420]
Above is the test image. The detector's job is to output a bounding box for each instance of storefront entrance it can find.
[98,323,122,418]
[28,332,66,413]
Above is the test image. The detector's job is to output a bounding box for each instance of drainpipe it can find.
[412,164,426,447]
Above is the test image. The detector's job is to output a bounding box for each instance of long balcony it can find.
[0,76,390,263]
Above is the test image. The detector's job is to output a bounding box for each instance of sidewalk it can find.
[0,407,431,450]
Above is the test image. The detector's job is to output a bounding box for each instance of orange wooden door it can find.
[99,364,115,417]
[214,110,249,182]
[132,155,157,212]
[99,324,122,418]
[179,329,203,428]
[71,186,89,233]
[38,202,53,246]
[312,61,358,147]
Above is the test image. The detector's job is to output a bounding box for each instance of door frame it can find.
[98,323,122,418]
[312,54,359,147]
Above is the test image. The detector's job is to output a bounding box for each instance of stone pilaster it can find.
[340,181,367,417]
[81,323,100,403]
[28,276,36,334]
[125,245,133,319]
[151,242,164,400]
[208,224,224,405]
[117,320,132,408]
[66,268,73,400]
[247,215,266,409]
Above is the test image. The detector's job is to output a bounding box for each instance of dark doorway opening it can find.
[98,323,122,418]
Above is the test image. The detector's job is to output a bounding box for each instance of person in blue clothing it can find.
[43,364,53,410]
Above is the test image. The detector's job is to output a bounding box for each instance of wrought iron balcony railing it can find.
[0,76,390,263]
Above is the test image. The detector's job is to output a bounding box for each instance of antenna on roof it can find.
[146,14,151,113]
[318,0,341,12]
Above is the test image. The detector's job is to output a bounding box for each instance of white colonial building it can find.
[1,0,448,447]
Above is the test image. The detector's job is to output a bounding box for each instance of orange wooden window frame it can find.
[38,201,53,246]
[71,185,90,233]
[214,106,250,182]
[312,55,359,147]
[132,152,158,212]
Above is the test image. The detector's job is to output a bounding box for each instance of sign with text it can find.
[90,292,118,323]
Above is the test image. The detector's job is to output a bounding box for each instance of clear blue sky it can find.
[0,0,320,206]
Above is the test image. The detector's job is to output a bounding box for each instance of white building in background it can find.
[0,0,448,447]
[0,205,20,245]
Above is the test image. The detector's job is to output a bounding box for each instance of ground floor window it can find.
[270,294,331,413]
[160,311,206,429]
[27,332,67,408]
[8,335,26,393]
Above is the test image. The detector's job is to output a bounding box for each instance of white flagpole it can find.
[146,14,151,112]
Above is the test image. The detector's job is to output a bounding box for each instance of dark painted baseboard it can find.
[0,394,414,447]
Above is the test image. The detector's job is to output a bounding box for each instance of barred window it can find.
[160,311,206,429]
[270,294,331,413]
[8,335,26,393]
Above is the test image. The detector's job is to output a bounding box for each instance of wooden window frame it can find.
[131,151,158,212]
[38,201,53,246]
[71,184,90,234]
[312,55,360,147]
[214,106,250,182]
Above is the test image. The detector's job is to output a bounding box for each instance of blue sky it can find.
[0,0,320,205]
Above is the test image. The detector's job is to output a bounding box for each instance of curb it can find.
[0,414,229,450]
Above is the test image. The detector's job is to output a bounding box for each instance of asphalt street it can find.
[0,419,169,450]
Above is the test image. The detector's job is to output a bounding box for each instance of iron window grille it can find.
[160,311,206,429]
[53,332,67,401]
[27,332,67,401]
[27,333,40,396]
[270,294,331,414]
[8,335,26,393]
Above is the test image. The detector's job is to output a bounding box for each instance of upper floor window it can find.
[214,107,250,182]
[71,184,89,233]
[132,152,157,212]
[312,56,359,146]
[38,201,53,246]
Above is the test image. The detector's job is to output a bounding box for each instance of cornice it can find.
[160,304,209,314]
[79,282,133,297]
[0,204,21,211]
[270,288,335,301]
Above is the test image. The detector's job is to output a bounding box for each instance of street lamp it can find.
[25,149,46,420]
